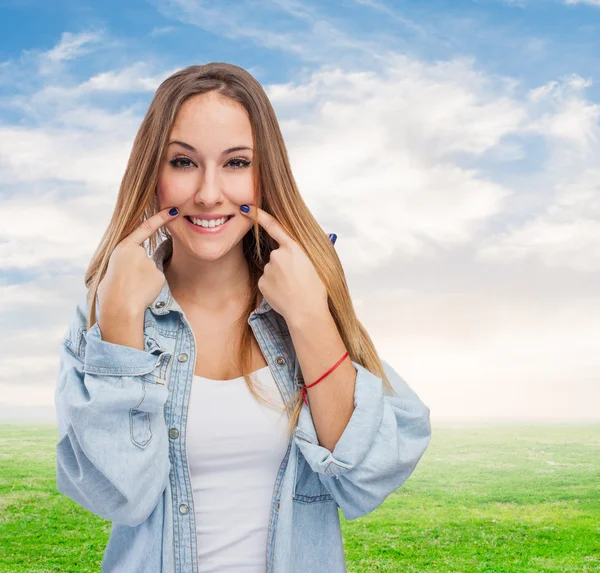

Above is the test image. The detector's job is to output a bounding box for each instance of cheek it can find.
[229,176,257,203]
[156,177,185,209]
[156,184,166,209]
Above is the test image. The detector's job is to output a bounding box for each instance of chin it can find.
[170,232,236,260]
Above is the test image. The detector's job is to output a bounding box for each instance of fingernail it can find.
[328,233,337,245]
[169,207,178,216]
[240,204,250,213]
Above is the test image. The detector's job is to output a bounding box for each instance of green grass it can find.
[1,423,598,572]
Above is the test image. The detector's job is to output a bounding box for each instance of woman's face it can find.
[157,91,257,261]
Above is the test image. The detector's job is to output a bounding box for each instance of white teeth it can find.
[189,216,230,227]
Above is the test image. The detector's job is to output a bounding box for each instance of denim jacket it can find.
[55,237,432,573]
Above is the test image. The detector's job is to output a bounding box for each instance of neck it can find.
[163,240,253,314]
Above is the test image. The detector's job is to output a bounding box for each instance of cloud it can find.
[43,31,103,63]
[480,75,600,271]
[478,211,600,272]
[268,56,525,265]
[5,64,176,118]
[154,0,398,62]
[527,74,599,149]
[150,26,176,37]
[37,31,105,75]
[564,0,600,5]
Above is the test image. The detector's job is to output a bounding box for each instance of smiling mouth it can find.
[184,215,234,228]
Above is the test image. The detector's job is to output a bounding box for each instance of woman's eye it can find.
[169,156,251,170]
[227,157,251,170]
[170,156,195,170]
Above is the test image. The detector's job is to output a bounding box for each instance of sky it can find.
[1,0,599,424]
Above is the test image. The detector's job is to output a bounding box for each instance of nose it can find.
[194,164,223,205]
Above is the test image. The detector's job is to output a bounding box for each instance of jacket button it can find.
[178,353,188,362]
[179,503,189,514]
[276,356,286,366]
[155,301,166,309]
[169,428,179,439]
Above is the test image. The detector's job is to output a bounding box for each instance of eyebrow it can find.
[168,140,253,155]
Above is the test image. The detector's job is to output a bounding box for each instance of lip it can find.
[184,214,233,235]
[186,213,233,220]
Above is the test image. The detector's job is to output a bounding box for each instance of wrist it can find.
[286,304,332,332]
[99,304,145,322]
[98,310,145,351]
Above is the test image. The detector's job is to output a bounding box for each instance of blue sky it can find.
[2,0,600,98]
[1,0,599,423]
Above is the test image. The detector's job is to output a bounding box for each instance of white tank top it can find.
[186,365,290,573]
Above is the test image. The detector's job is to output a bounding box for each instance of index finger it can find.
[246,205,293,247]
[125,206,180,246]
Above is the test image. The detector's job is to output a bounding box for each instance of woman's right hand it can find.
[98,207,180,319]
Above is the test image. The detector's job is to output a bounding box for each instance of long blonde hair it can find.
[84,62,396,439]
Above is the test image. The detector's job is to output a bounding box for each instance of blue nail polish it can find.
[240,204,250,213]
[169,207,178,216]
[328,233,337,245]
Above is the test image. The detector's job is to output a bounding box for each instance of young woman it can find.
[55,62,431,573]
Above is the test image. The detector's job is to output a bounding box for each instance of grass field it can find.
[0,423,598,572]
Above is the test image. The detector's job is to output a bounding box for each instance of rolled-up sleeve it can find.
[55,301,173,527]
[294,359,431,520]
[82,322,168,376]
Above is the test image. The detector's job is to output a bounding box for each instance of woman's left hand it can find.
[239,204,331,323]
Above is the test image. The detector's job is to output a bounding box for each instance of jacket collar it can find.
[147,237,272,318]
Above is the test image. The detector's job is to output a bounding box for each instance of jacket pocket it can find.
[129,380,153,449]
[292,446,334,503]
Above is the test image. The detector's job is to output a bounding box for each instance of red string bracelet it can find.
[301,351,350,407]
